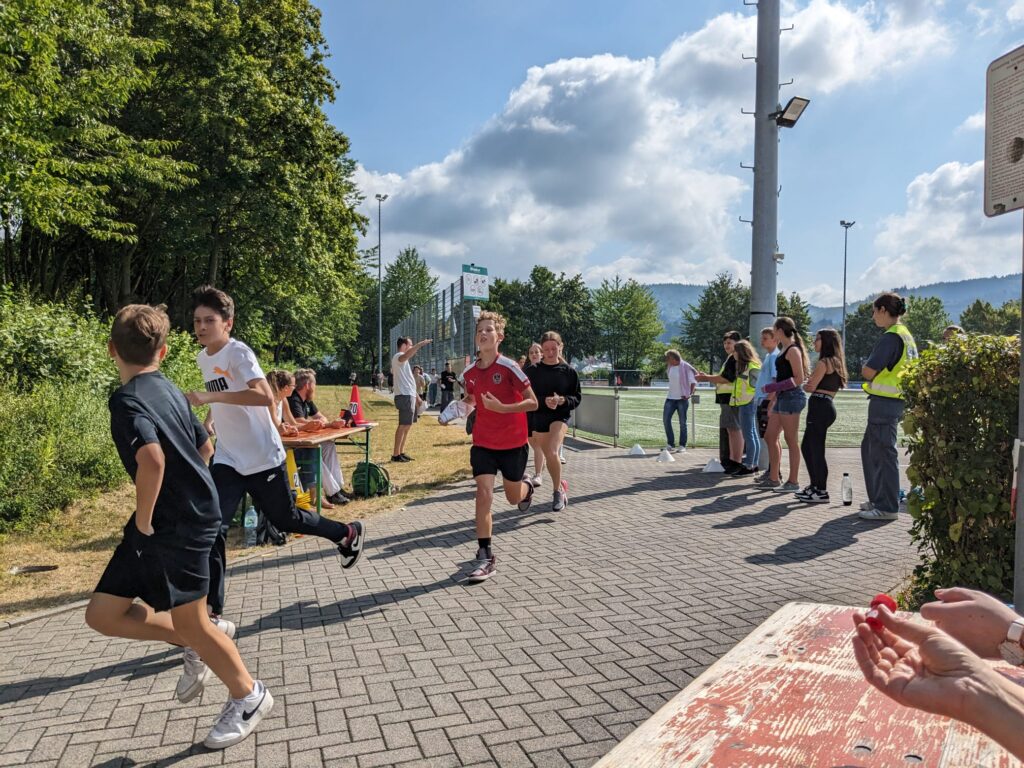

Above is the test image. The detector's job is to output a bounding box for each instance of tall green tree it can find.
[677,273,748,371]
[904,295,950,351]
[486,267,598,362]
[777,292,813,346]
[844,301,878,375]
[960,298,1021,336]
[593,277,663,369]
[0,0,192,286]
[381,247,438,348]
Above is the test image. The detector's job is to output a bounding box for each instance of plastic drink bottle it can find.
[841,473,853,506]
[243,505,259,547]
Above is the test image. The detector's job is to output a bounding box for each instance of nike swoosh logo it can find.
[242,691,266,721]
[266,473,275,482]
[130,437,139,446]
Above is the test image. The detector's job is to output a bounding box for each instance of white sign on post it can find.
[985,43,1024,611]
[985,43,1024,217]
[462,264,489,301]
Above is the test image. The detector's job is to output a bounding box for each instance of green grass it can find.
[572,387,899,448]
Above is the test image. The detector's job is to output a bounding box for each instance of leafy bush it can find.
[0,290,204,532]
[901,334,1018,603]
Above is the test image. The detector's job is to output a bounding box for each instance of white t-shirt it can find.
[392,352,418,396]
[198,338,285,475]
[667,361,698,400]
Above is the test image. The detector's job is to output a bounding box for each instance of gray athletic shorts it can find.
[719,404,741,430]
[395,394,417,426]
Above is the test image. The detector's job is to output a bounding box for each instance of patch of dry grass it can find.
[0,388,473,622]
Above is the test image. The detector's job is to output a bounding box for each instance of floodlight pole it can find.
[376,193,388,376]
[840,220,855,352]
[749,0,781,341]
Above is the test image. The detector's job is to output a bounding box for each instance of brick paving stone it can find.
[0,445,913,766]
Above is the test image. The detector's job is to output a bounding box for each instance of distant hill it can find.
[647,274,1021,340]
[807,274,1021,331]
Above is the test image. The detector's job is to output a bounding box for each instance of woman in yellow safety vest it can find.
[858,292,917,522]
[730,341,762,475]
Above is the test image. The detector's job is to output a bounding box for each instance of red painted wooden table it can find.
[596,602,1024,767]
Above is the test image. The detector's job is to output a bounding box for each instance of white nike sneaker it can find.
[203,680,274,749]
[175,616,237,703]
[175,648,211,703]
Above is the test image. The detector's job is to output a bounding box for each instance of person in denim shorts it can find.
[761,317,810,492]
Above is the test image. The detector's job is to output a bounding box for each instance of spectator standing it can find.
[696,331,743,473]
[730,340,761,474]
[754,327,779,481]
[439,362,457,412]
[859,292,917,521]
[662,349,697,453]
[428,368,439,407]
[796,329,847,503]
[761,316,810,492]
[391,337,431,462]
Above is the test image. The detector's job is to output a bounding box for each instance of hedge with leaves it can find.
[902,333,1018,602]
[0,289,202,533]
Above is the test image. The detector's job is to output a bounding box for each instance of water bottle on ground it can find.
[243,505,259,547]
[841,473,853,506]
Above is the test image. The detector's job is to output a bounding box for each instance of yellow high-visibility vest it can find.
[863,323,917,399]
[731,361,762,406]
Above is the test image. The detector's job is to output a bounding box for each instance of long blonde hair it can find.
[732,340,761,376]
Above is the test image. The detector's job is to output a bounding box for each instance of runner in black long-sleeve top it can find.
[524,331,582,511]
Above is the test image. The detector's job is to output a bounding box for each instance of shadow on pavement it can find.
[745,513,880,564]
[711,502,800,529]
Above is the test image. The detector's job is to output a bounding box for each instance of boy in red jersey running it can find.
[460,311,538,583]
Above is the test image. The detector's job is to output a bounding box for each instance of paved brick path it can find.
[0,443,912,767]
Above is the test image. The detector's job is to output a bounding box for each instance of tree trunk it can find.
[119,244,132,304]
[207,218,220,285]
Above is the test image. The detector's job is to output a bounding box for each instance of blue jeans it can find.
[662,398,689,448]
[739,401,759,468]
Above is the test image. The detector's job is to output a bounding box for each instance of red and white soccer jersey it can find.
[462,355,531,450]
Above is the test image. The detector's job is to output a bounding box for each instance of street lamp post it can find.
[840,220,855,352]
[375,193,388,379]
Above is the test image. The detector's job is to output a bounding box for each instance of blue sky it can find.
[319,1,1024,306]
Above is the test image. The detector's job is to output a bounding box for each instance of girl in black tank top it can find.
[798,329,848,501]
[775,345,795,381]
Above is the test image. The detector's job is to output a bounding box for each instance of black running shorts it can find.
[95,519,217,612]
[531,415,570,434]
[470,445,528,480]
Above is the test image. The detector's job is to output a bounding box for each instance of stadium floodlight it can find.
[772,96,810,128]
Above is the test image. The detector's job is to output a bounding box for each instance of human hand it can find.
[919,588,1020,659]
[279,423,298,436]
[480,392,505,412]
[301,420,322,432]
[185,390,210,406]
[545,394,562,409]
[327,419,347,429]
[134,518,155,537]
[851,605,1002,724]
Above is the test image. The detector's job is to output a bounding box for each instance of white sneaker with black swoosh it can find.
[203,680,274,749]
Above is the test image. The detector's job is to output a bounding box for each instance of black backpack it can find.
[256,510,288,546]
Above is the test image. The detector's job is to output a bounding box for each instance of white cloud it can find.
[799,283,846,306]
[1009,0,1024,23]
[956,111,985,133]
[861,160,1020,289]
[359,2,952,287]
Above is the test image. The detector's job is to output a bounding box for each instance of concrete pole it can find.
[748,0,781,341]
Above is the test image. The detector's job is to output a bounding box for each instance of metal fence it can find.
[389,277,480,374]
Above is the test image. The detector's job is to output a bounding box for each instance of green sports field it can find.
[572,387,898,449]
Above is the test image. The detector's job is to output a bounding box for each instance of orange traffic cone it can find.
[348,385,368,425]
